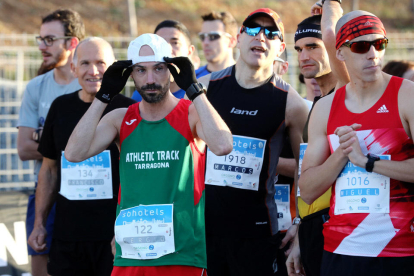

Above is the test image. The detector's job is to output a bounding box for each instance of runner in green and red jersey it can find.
[64,33,233,276]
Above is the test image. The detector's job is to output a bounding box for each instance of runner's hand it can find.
[280,224,298,256]
[311,1,323,15]
[163,56,197,92]
[28,225,48,253]
[286,234,305,276]
[335,123,366,166]
[96,60,132,103]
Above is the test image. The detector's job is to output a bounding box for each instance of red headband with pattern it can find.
[335,15,386,49]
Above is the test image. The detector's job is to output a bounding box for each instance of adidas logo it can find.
[125,119,137,125]
[364,21,373,26]
[377,105,389,113]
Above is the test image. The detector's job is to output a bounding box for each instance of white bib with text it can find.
[274,184,291,231]
[334,156,390,215]
[60,150,113,200]
[115,204,175,260]
[205,135,266,191]
[328,132,390,215]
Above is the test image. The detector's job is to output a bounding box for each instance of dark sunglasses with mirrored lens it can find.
[198,32,232,42]
[342,38,388,54]
[241,25,281,40]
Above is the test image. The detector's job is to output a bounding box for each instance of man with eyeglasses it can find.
[17,9,84,276]
[198,8,309,276]
[299,9,414,276]
[28,37,135,276]
[196,11,237,78]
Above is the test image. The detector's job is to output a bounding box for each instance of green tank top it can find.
[114,100,206,268]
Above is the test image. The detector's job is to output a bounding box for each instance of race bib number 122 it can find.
[115,204,175,260]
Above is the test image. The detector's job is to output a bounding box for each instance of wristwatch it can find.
[366,153,380,173]
[186,83,206,101]
[292,217,301,225]
[322,0,342,5]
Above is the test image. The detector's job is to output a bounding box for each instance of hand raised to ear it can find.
[95,60,133,103]
[163,56,197,92]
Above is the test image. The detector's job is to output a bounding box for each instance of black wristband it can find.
[322,0,341,5]
[365,153,380,173]
[186,83,206,101]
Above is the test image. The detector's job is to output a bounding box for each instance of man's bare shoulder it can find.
[101,107,129,127]
[285,86,309,130]
[397,79,414,125]
[309,91,336,131]
[314,91,336,112]
[286,86,309,114]
[399,78,414,98]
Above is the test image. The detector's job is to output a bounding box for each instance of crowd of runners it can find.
[16,1,414,276]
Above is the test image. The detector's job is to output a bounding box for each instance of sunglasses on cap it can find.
[198,31,232,42]
[342,37,388,54]
[241,25,281,40]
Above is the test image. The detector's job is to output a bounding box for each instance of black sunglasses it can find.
[342,38,388,54]
[241,25,281,40]
[198,31,232,42]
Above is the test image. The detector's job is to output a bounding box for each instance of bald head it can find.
[335,10,377,34]
[73,37,115,65]
[71,37,116,96]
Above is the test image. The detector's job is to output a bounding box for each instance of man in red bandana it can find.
[299,10,414,276]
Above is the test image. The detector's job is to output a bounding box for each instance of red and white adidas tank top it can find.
[325,76,414,257]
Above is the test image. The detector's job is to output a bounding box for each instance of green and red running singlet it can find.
[114,99,207,268]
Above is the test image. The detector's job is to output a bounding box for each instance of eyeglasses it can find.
[198,31,232,42]
[35,36,73,47]
[342,38,388,54]
[241,25,281,40]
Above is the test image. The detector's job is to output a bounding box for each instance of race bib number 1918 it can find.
[205,135,266,191]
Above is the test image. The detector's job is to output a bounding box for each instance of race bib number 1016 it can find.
[335,155,390,215]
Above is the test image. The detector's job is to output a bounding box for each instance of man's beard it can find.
[37,62,55,76]
[136,82,170,104]
[37,48,67,76]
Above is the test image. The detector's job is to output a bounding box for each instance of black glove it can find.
[163,57,197,92]
[95,60,132,103]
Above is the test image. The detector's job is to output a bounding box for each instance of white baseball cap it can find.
[127,33,173,65]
